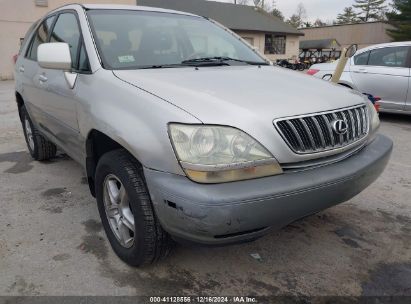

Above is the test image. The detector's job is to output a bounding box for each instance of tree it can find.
[336,7,360,24]
[296,2,307,20]
[286,3,307,28]
[313,18,326,27]
[353,0,387,21]
[252,0,264,8]
[386,0,411,41]
[303,21,312,28]
[234,0,285,21]
[234,0,250,4]
[252,0,273,11]
[271,7,284,20]
[286,14,303,28]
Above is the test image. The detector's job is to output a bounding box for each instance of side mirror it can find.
[322,74,332,81]
[346,44,358,58]
[38,43,72,70]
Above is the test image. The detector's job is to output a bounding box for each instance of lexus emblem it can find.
[331,119,348,135]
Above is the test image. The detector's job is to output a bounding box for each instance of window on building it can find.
[242,37,254,46]
[264,34,286,54]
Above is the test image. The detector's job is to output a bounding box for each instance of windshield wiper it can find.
[181,56,269,66]
[127,57,269,70]
[136,63,189,70]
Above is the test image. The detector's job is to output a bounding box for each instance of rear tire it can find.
[95,149,173,266]
[21,106,57,161]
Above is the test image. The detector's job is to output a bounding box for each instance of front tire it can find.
[21,106,57,161]
[95,149,173,266]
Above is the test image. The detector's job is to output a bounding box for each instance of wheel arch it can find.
[338,82,354,89]
[85,129,141,197]
[15,91,25,121]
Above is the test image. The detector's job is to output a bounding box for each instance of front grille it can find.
[274,104,369,154]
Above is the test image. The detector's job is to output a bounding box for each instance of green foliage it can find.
[286,3,307,28]
[286,14,303,28]
[313,19,326,27]
[353,0,387,21]
[303,21,312,28]
[386,0,411,41]
[336,7,360,24]
[271,7,284,20]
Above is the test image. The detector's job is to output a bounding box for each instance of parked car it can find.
[15,4,392,266]
[308,42,411,115]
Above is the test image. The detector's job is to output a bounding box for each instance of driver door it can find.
[33,12,88,160]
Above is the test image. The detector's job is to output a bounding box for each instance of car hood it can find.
[114,65,365,124]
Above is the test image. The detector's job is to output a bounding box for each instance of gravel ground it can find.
[0,80,410,297]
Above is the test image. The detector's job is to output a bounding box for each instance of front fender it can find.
[76,69,200,175]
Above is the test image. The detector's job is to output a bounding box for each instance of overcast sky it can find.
[214,0,392,22]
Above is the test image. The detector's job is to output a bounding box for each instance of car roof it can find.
[52,3,197,17]
[357,41,411,54]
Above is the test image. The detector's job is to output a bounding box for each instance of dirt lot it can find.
[0,80,410,297]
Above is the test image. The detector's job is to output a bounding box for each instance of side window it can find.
[19,20,39,55]
[354,51,369,65]
[50,13,82,69]
[78,43,90,72]
[27,16,55,60]
[368,46,409,68]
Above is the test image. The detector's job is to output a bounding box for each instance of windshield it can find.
[87,9,267,69]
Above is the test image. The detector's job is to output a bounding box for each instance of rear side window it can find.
[368,46,409,68]
[354,51,369,65]
[50,13,81,69]
[27,16,55,60]
[19,20,39,55]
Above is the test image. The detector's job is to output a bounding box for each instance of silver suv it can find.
[15,4,393,266]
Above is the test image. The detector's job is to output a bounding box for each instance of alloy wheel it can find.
[24,117,35,151]
[103,174,135,248]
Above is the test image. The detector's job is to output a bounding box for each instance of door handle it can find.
[39,75,48,83]
[358,68,367,72]
[19,66,24,73]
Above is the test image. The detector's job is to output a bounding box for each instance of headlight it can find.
[169,124,283,183]
[366,100,380,140]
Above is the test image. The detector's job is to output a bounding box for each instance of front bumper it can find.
[144,134,392,245]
